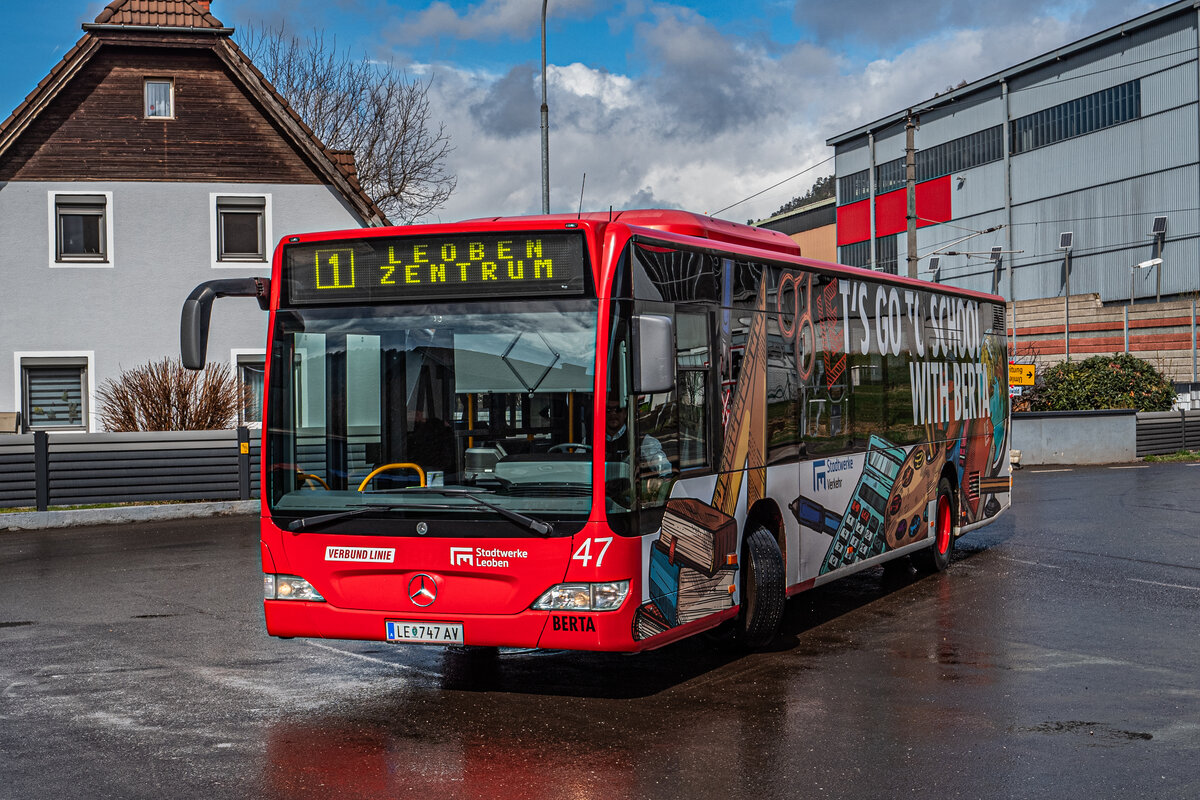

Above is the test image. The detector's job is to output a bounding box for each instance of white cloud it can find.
[551,64,636,111]
[391,0,597,44]
[415,1,1163,224]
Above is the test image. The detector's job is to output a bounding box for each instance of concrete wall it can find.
[0,180,365,430]
[1012,409,1137,465]
[1009,293,1199,382]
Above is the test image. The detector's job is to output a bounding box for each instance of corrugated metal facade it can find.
[828,0,1200,305]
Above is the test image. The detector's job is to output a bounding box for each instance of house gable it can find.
[0,0,386,223]
[0,44,325,185]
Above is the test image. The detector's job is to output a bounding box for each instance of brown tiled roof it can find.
[93,0,225,28]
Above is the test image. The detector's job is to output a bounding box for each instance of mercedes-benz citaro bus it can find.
[181,210,1010,653]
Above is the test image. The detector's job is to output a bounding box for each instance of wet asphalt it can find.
[0,463,1197,800]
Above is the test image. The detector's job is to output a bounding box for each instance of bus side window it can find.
[765,312,800,463]
[675,309,709,470]
[631,306,712,531]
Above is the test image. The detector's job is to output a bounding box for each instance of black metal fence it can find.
[1,414,1195,509]
[0,428,260,510]
[1135,410,1200,457]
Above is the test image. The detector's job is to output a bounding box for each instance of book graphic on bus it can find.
[658,497,738,575]
[634,497,739,640]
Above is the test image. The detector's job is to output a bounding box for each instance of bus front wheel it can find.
[913,477,955,573]
[735,526,786,648]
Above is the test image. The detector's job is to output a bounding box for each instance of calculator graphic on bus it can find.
[819,434,906,574]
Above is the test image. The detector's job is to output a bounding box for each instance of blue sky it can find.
[0,1,1160,222]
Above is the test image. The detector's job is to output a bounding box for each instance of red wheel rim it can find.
[936,494,952,555]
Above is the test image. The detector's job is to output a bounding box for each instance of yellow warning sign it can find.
[1009,364,1035,386]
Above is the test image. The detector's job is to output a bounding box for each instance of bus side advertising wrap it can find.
[283,231,588,305]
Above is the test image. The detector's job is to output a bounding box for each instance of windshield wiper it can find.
[287,504,408,532]
[464,492,554,536]
[407,488,555,536]
[286,490,555,537]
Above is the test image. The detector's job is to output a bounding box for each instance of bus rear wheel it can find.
[913,477,955,573]
[735,526,786,649]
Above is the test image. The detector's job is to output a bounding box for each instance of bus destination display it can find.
[283,232,587,305]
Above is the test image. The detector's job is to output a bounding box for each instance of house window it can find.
[145,79,173,119]
[216,195,267,262]
[54,194,108,262]
[237,356,266,425]
[22,361,87,431]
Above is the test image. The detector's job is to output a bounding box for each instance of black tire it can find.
[913,476,955,573]
[735,526,786,648]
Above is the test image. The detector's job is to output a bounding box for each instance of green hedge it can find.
[1029,354,1175,412]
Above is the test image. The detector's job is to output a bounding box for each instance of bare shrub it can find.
[97,358,246,431]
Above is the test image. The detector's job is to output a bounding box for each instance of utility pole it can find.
[905,111,919,278]
[540,0,550,215]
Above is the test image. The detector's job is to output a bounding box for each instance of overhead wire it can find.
[711,154,835,216]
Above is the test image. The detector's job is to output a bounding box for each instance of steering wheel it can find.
[296,472,331,490]
[357,462,427,491]
[271,464,331,491]
[548,443,591,453]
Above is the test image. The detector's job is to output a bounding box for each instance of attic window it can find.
[145,79,173,119]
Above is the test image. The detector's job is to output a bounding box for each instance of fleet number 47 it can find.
[572,537,613,568]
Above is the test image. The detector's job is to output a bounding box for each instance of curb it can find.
[0,500,259,531]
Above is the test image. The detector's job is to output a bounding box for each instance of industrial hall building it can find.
[826,0,1200,384]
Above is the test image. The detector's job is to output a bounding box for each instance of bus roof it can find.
[462,209,803,258]
[285,209,1004,305]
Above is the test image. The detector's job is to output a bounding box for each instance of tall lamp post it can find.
[1130,258,1162,307]
[1058,232,1073,361]
[540,0,550,214]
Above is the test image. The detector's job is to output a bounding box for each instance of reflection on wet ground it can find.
[3,466,1199,799]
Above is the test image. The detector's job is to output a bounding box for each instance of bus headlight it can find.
[532,580,628,612]
[264,574,326,602]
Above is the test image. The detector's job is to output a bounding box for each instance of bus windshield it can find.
[266,299,597,529]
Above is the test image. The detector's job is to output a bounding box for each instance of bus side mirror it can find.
[633,313,675,395]
[181,278,271,369]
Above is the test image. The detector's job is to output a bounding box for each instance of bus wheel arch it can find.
[745,499,785,562]
[913,472,957,573]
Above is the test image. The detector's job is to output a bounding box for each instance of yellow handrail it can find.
[297,472,331,490]
[357,462,426,491]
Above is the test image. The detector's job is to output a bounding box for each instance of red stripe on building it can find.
[835,175,952,247]
[836,198,870,246]
[1016,334,1198,356]
[1012,316,1196,337]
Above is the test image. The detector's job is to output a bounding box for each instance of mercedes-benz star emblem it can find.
[408,573,437,607]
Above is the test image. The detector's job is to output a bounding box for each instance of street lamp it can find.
[1130,258,1163,307]
[1058,233,1072,360]
[540,0,550,215]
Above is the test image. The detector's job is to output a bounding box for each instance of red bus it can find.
[181,209,1010,652]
